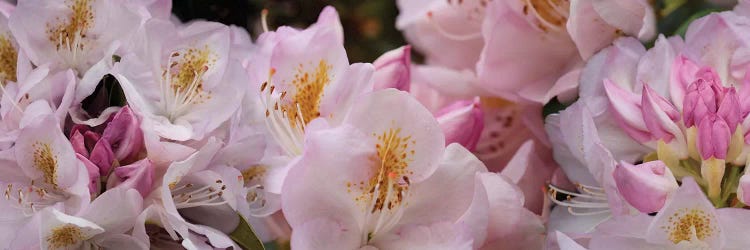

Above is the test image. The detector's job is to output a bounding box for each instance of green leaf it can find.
[229,214,265,250]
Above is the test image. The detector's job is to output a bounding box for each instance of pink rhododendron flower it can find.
[583,178,750,249]
[254,7,373,158]
[0,115,91,248]
[282,89,544,249]
[398,0,656,103]
[406,57,557,213]
[9,0,141,74]
[546,9,750,246]
[9,188,145,249]
[131,138,251,248]
[114,20,244,142]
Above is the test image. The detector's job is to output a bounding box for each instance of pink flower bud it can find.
[436,98,483,151]
[110,159,155,198]
[372,45,411,91]
[717,87,741,132]
[683,78,722,127]
[698,114,731,160]
[737,174,750,205]
[613,160,678,213]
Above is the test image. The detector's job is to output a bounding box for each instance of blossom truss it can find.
[547,7,750,249]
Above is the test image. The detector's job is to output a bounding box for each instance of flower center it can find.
[260,60,333,156]
[45,0,94,70]
[348,127,415,242]
[522,0,570,32]
[239,166,272,213]
[241,166,267,184]
[0,34,17,83]
[663,208,718,244]
[47,225,84,249]
[33,142,59,189]
[284,60,331,129]
[161,48,215,120]
[474,97,528,163]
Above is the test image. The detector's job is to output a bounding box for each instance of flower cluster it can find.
[2,0,750,249]
[0,0,540,248]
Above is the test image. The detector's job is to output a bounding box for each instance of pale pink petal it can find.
[603,79,651,142]
[399,144,485,228]
[579,37,646,116]
[409,65,476,113]
[319,63,375,125]
[591,0,656,40]
[477,0,579,103]
[14,115,79,189]
[684,12,750,86]
[290,217,361,250]
[717,208,750,248]
[79,188,143,234]
[554,231,587,250]
[479,173,545,250]
[566,0,619,60]
[500,140,556,213]
[396,0,483,70]
[374,222,474,250]
[281,124,373,237]
[636,35,681,99]
[344,89,445,182]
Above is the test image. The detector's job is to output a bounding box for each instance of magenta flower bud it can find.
[682,79,722,127]
[90,138,115,176]
[110,158,155,198]
[70,130,89,158]
[613,160,678,213]
[83,130,101,151]
[717,87,741,132]
[372,45,411,91]
[697,114,731,160]
[101,106,144,163]
[737,174,750,205]
[76,153,101,195]
[436,98,484,151]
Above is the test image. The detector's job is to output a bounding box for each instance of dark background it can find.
[172,0,406,63]
[171,0,730,64]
